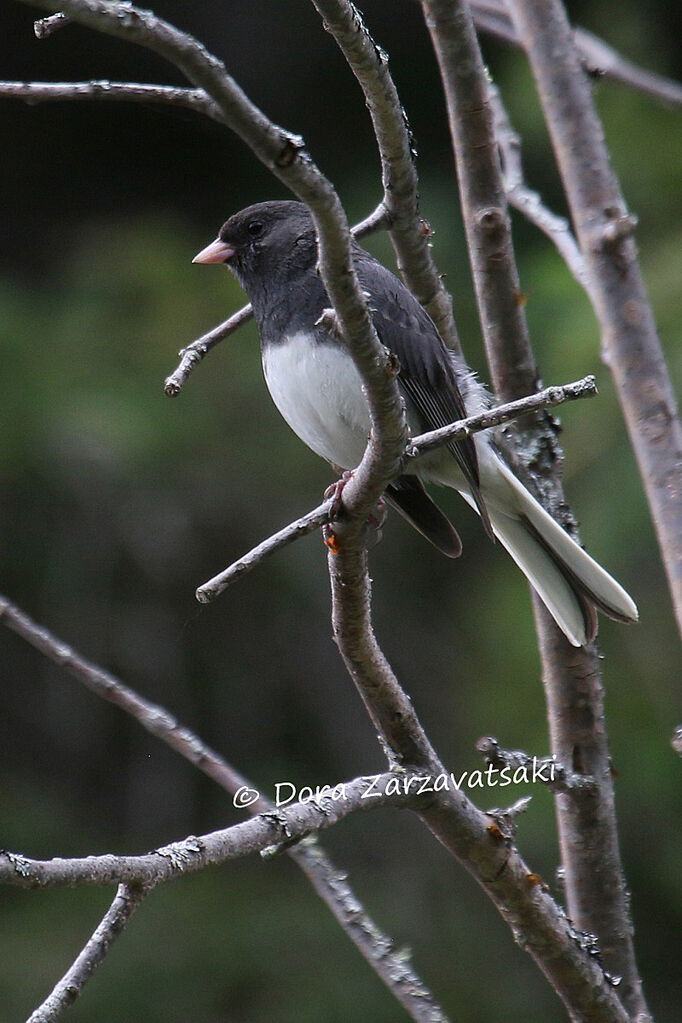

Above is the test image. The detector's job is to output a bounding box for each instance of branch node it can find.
[275,132,306,168]
[598,211,638,247]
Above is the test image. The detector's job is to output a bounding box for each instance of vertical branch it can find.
[311,0,461,351]
[419,2,649,1018]
[507,0,682,642]
[421,0,537,399]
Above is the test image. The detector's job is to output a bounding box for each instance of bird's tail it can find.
[477,456,638,647]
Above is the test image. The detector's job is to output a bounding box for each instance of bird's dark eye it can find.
[247,220,264,237]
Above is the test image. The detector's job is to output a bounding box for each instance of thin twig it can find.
[164,303,253,395]
[475,737,596,795]
[27,883,150,1023]
[0,594,448,1023]
[406,375,597,459]
[196,498,334,602]
[196,376,597,602]
[164,205,391,395]
[487,83,594,298]
[311,0,460,351]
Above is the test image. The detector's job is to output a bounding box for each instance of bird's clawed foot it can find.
[322,473,387,553]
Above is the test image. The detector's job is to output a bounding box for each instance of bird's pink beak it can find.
[192,238,236,264]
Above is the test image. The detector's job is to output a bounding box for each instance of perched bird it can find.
[193,200,637,647]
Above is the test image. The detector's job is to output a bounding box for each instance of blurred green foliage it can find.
[0,2,680,1021]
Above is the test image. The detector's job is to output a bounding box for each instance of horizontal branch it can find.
[0,79,221,118]
[406,375,597,459]
[0,772,418,889]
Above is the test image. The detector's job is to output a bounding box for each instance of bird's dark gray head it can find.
[193,200,317,293]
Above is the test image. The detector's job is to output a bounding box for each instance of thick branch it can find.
[311,0,460,351]
[420,2,648,1018]
[327,540,629,1023]
[507,0,682,647]
[421,0,537,401]
[27,883,150,1023]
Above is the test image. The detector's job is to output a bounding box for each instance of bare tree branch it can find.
[311,0,460,351]
[164,303,253,396]
[196,498,335,602]
[7,4,650,1019]
[476,736,596,795]
[196,376,597,601]
[420,0,537,401]
[507,0,682,650]
[419,2,649,1018]
[27,883,150,1023]
[0,79,218,117]
[326,536,630,1023]
[406,374,597,459]
[1,773,422,889]
[470,0,682,108]
[0,593,447,1023]
[487,83,594,298]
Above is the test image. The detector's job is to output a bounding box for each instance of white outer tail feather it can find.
[475,454,638,647]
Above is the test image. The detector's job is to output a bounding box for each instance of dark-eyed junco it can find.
[193,200,637,646]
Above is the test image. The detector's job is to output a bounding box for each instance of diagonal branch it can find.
[487,83,594,298]
[0,593,447,1023]
[469,0,682,107]
[0,773,424,890]
[27,883,151,1023]
[196,376,597,601]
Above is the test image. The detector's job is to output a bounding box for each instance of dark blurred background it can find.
[1,2,680,1020]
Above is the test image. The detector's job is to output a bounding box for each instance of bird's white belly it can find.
[262,331,371,469]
